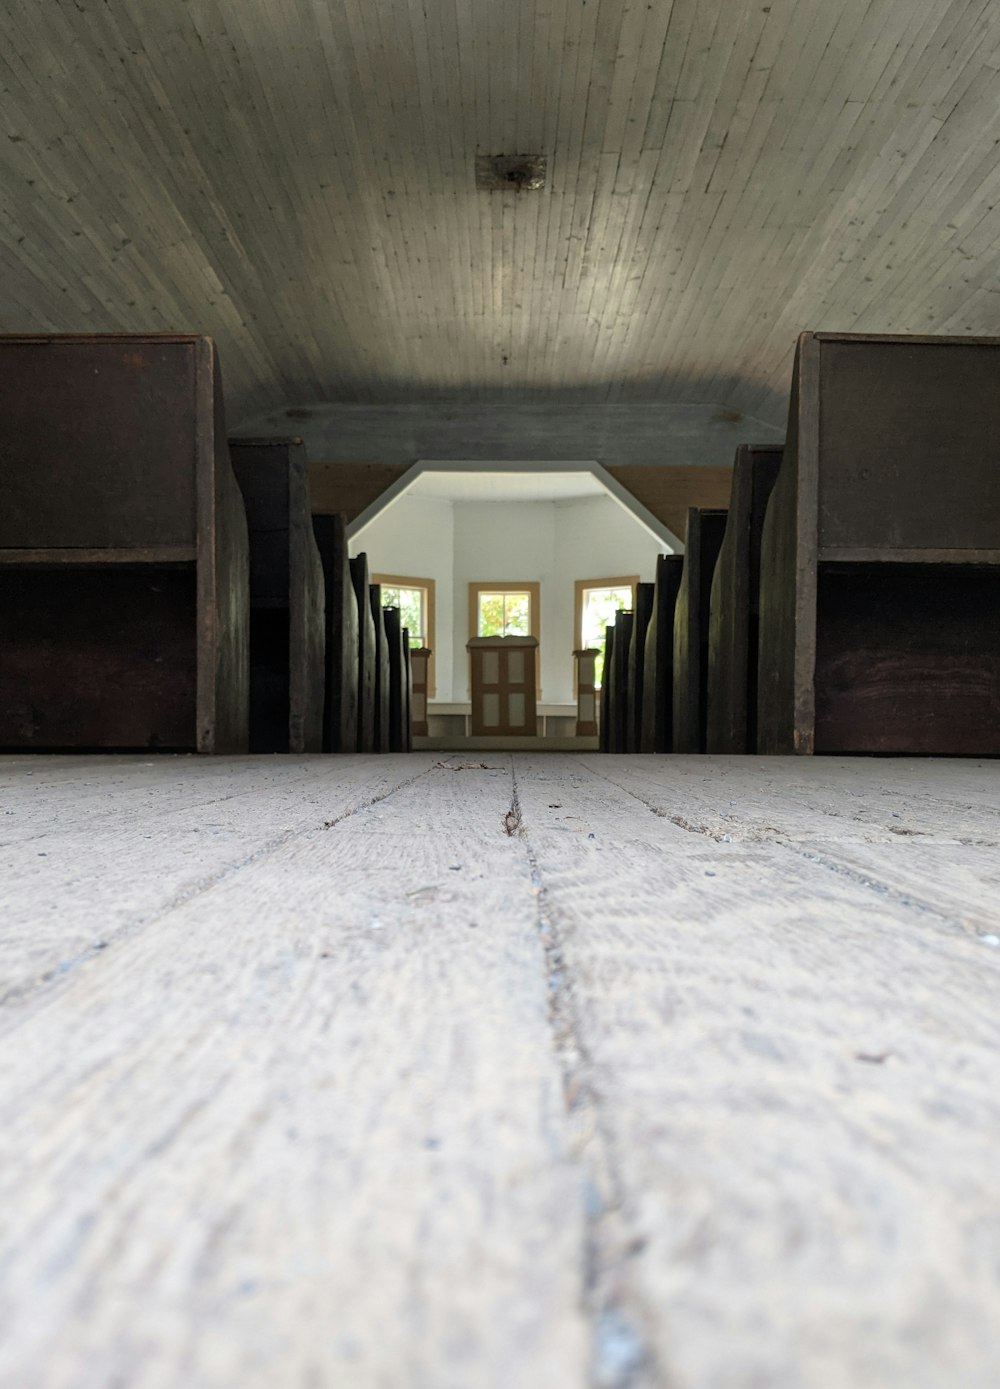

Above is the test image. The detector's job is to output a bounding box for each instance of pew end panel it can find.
[383,606,408,753]
[599,625,615,753]
[403,640,413,751]
[609,610,634,753]
[707,444,784,754]
[229,437,325,754]
[370,586,391,753]
[313,513,361,753]
[626,583,655,753]
[640,555,684,753]
[673,508,728,754]
[350,555,378,753]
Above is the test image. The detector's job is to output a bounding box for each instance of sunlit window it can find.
[378,583,426,647]
[576,578,637,688]
[477,590,531,638]
[374,574,436,695]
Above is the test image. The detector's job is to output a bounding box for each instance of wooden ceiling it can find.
[3,0,1000,426]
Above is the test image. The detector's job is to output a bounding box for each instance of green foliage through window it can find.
[380,585,425,647]
[581,585,633,687]
[478,591,530,638]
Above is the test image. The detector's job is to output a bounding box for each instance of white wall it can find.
[351,491,663,704]
[452,500,558,700]
[553,496,662,701]
[348,492,454,699]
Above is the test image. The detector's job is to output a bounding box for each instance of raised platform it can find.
[2,753,999,1387]
[415,733,599,752]
[427,700,580,738]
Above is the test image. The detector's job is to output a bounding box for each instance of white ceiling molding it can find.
[348,461,683,551]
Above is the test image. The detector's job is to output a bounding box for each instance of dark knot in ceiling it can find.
[475,154,547,192]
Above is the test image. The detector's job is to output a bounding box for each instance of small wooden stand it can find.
[574,650,599,736]
[410,648,432,737]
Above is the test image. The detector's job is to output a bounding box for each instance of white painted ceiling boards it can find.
[3,0,999,428]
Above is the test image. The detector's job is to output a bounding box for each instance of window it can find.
[575,577,638,689]
[477,589,531,637]
[468,581,541,694]
[373,573,436,696]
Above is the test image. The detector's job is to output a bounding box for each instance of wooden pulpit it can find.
[467,637,538,736]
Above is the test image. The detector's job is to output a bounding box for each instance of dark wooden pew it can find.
[370,587,391,753]
[626,582,655,752]
[758,331,1000,755]
[0,333,248,752]
[640,555,684,753]
[706,445,784,754]
[402,642,414,751]
[599,624,615,753]
[229,438,325,754]
[383,606,408,753]
[673,508,728,753]
[607,610,634,753]
[350,554,377,753]
[312,513,360,753]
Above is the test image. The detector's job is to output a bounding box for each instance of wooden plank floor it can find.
[2,752,999,1389]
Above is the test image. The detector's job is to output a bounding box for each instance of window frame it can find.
[468,580,541,695]
[373,572,437,697]
[574,575,639,692]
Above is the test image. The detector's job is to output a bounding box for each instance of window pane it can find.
[503,593,530,636]
[397,589,424,644]
[379,584,425,645]
[478,589,532,638]
[478,592,506,636]
[581,585,633,688]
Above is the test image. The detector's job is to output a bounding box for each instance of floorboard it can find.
[1,752,999,1388]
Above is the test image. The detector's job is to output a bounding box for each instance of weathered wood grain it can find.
[0,755,439,1004]
[4,752,1000,1389]
[8,2,1000,432]
[0,757,589,1389]
[513,753,1000,1389]
[589,753,1000,939]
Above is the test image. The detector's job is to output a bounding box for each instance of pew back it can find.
[759,332,1000,755]
[0,334,248,752]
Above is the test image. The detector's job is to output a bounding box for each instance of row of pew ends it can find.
[602,331,1000,758]
[0,334,416,754]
